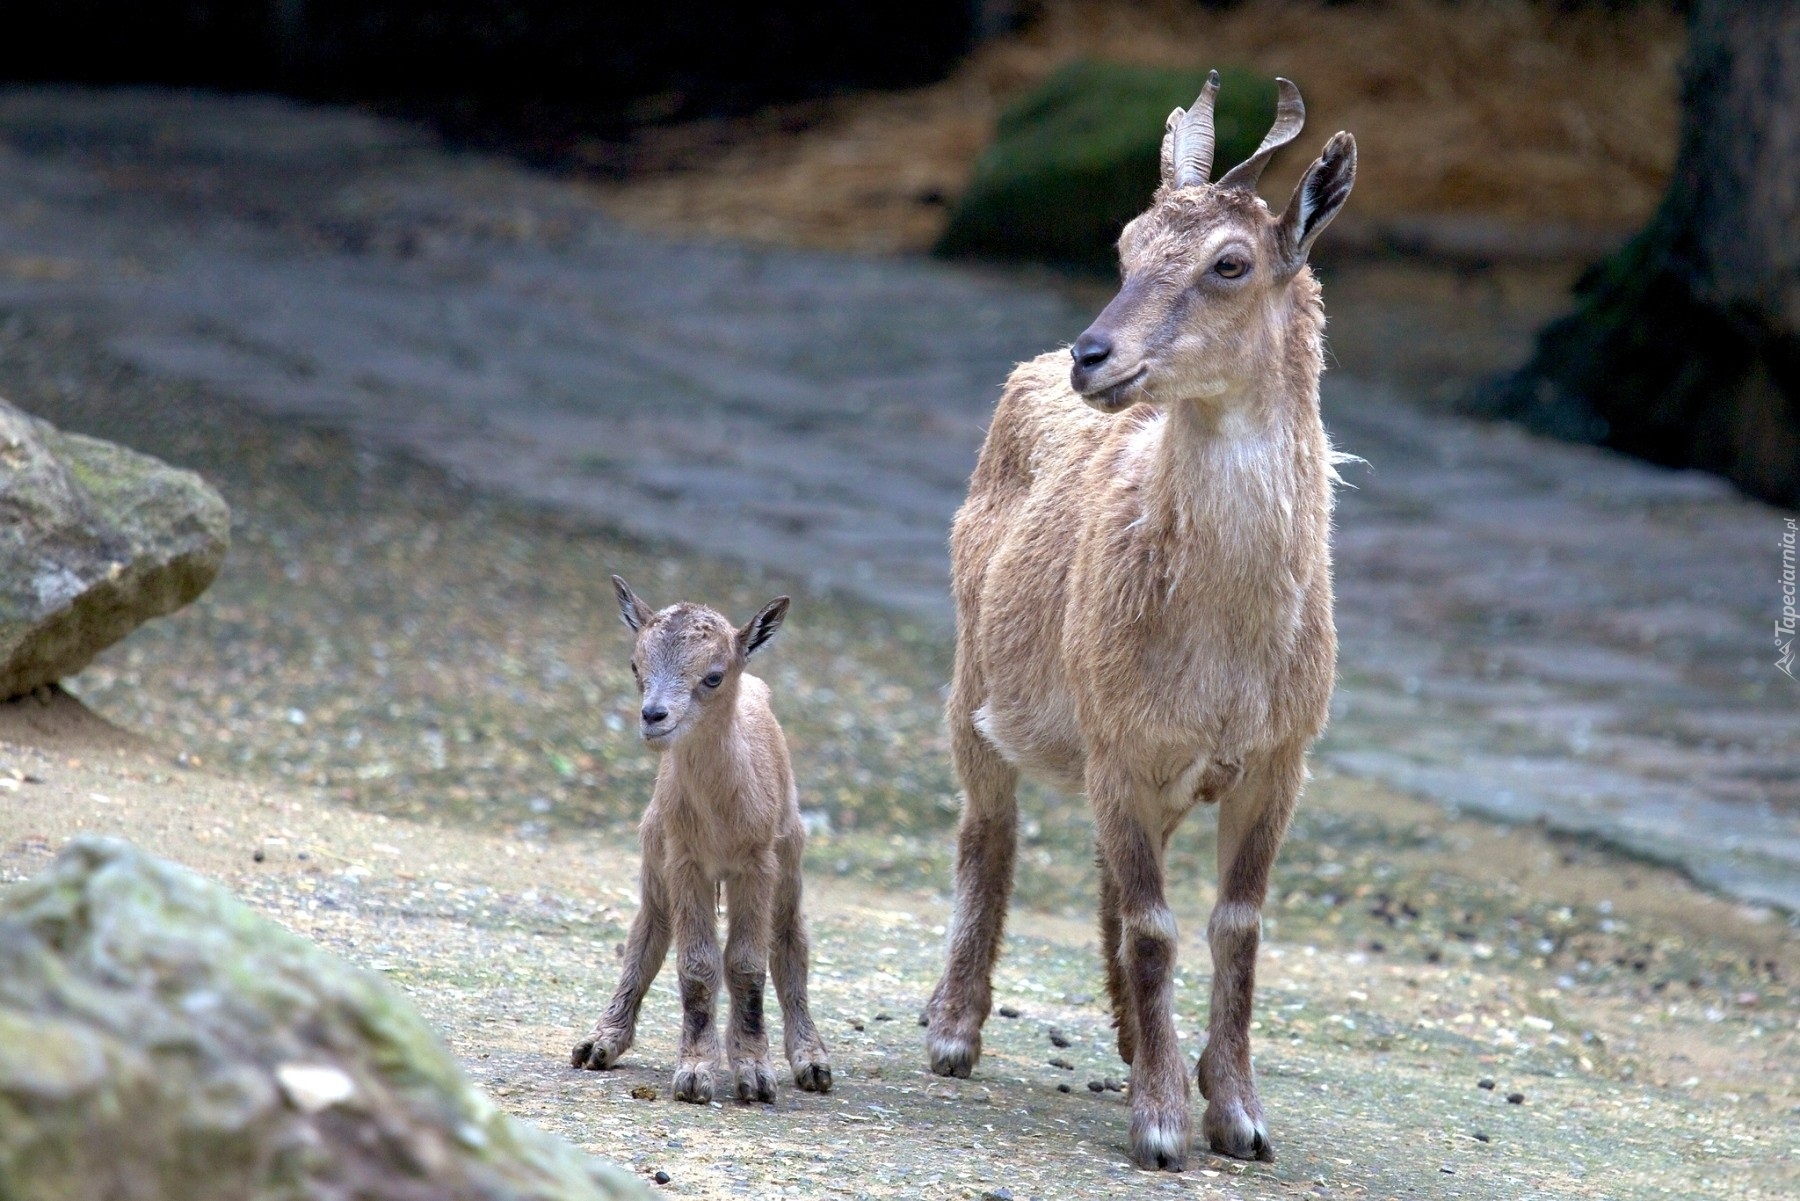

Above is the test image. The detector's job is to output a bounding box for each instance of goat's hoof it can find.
[1129,1105,1192,1172]
[734,1058,777,1104]
[570,1030,627,1070]
[1204,1098,1274,1162]
[793,1056,833,1093]
[672,1062,716,1104]
[926,1027,980,1078]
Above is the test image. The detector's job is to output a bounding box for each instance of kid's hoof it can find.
[1204,1099,1274,1162]
[926,1028,980,1078]
[673,1063,716,1104]
[734,1058,778,1104]
[793,1058,833,1093]
[570,1030,626,1070]
[1129,1107,1192,1173]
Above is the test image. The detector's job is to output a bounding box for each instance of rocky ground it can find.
[3,88,1795,905]
[0,315,1796,1199]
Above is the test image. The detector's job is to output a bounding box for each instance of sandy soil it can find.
[2,689,1795,1199]
[0,317,1791,1198]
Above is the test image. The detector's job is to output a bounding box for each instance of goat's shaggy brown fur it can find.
[571,578,831,1103]
[924,76,1355,1170]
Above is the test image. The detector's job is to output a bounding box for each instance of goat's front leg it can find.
[1197,743,1303,1162]
[572,832,671,1070]
[925,698,1021,1078]
[669,861,724,1103]
[1093,758,1189,1172]
[724,857,777,1103]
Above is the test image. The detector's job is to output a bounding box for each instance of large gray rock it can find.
[0,400,229,700]
[0,837,649,1201]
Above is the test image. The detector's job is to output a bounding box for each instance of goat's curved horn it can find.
[1168,69,1221,189]
[1216,77,1306,192]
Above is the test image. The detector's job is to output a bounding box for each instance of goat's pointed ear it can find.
[737,596,790,659]
[1275,131,1356,275]
[611,574,653,632]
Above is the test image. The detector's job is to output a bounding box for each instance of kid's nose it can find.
[641,704,669,725]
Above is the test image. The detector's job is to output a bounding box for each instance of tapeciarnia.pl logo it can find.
[1779,517,1797,679]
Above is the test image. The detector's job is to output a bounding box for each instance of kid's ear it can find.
[611,574,653,632]
[1275,131,1356,276]
[738,596,790,658]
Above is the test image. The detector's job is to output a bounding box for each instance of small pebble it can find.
[629,1084,658,1101]
[1506,1092,1526,1105]
[1057,1083,1072,1094]
[653,1169,671,1184]
[1104,1077,1124,1092]
[981,1189,1014,1201]
[1048,1027,1071,1048]
[849,1020,865,1032]
[1087,1080,1105,1093]
[1472,1131,1491,1143]
[874,1012,892,1022]
[917,1012,929,1027]
[1048,1057,1073,1070]
[1477,1078,1495,1090]
[252,848,265,863]
[1439,1165,1455,1175]
[997,1005,1021,1019]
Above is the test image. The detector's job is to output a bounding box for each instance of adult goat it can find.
[924,73,1355,1170]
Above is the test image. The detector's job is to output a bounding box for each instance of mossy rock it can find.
[936,61,1277,271]
[0,398,230,699]
[0,837,650,1201]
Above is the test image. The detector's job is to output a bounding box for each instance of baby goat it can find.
[571,576,831,1103]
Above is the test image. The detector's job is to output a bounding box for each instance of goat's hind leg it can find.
[1197,743,1303,1163]
[1097,852,1138,1065]
[771,833,831,1092]
[724,861,778,1103]
[925,698,1021,1078]
[572,838,671,1070]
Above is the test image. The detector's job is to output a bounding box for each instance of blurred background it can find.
[2,0,1795,910]
[2,0,1795,902]
[1,3,1797,1195]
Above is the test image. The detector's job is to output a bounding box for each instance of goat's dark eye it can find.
[1214,255,1249,279]
[702,672,724,689]
[629,661,639,678]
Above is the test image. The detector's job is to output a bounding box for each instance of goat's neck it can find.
[668,682,745,788]
[1146,386,1295,528]
[1133,358,1320,606]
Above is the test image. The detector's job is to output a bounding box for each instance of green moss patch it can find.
[936,61,1276,271]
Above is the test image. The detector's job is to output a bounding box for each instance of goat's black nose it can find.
[1071,329,1113,370]
[641,704,669,725]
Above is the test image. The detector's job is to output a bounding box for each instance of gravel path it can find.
[2,702,1796,1200]
[0,86,1795,907]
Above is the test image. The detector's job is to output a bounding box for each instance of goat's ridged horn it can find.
[1170,69,1221,189]
[1217,77,1306,192]
[1159,106,1185,187]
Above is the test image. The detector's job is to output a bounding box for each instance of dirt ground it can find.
[0,314,1795,1198]
[3,693,1796,1200]
[591,0,1685,254]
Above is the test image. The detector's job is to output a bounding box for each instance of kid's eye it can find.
[1213,255,1249,279]
[629,661,639,677]
[702,672,724,689]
